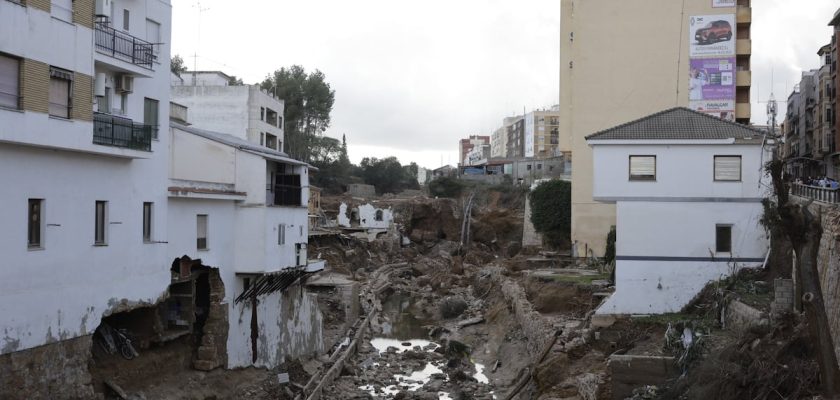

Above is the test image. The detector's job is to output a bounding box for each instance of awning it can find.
[233,267,310,304]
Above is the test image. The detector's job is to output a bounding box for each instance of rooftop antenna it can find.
[191,1,210,85]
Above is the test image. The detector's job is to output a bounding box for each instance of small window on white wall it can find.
[714,156,742,181]
[716,225,732,253]
[197,214,208,250]
[629,155,656,181]
[278,223,286,245]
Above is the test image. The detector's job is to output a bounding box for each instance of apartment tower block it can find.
[561,0,752,255]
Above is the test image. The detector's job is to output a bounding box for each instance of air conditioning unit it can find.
[116,75,134,93]
[95,0,112,17]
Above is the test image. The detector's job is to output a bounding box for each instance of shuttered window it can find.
[49,67,73,118]
[0,54,20,109]
[629,155,656,181]
[714,156,742,181]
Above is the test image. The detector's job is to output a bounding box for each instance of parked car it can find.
[694,20,732,45]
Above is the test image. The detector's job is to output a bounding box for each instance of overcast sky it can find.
[172,0,837,169]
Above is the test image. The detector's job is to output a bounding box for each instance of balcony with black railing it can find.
[94,19,155,69]
[93,112,153,152]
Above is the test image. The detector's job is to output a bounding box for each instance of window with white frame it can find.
[197,214,208,250]
[716,225,732,253]
[143,202,153,242]
[94,201,108,245]
[278,223,286,245]
[0,53,20,109]
[145,19,161,56]
[49,67,73,118]
[629,155,656,181]
[714,156,742,181]
[144,98,159,139]
[28,199,44,249]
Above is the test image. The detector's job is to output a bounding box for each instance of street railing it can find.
[791,183,840,204]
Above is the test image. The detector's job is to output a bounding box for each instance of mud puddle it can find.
[355,291,496,399]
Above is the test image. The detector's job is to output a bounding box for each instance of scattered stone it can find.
[440,296,468,319]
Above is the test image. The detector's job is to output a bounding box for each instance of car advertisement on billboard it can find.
[689,57,735,101]
[689,14,736,57]
[712,0,736,8]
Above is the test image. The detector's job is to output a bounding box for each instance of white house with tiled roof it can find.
[587,108,771,314]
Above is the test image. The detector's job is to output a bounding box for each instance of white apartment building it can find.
[171,72,285,153]
[0,0,171,397]
[587,108,769,314]
[490,116,521,158]
[168,118,323,368]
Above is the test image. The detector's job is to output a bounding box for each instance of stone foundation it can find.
[194,269,228,371]
[0,335,97,400]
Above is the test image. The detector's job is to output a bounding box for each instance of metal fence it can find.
[791,183,840,204]
[94,20,155,68]
[93,112,152,152]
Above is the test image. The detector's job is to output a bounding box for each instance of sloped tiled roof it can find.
[171,122,313,168]
[585,107,765,141]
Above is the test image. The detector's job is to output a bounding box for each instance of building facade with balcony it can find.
[171,72,285,154]
[167,106,323,368]
[562,0,754,256]
[0,0,171,397]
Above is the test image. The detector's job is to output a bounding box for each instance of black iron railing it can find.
[791,183,840,204]
[93,112,153,151]
[94,19,155,68]
[273,175,302,206]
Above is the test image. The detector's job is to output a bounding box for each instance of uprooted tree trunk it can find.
[768,160,840,396]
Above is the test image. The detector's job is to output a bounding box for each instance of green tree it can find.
[359,157,419,194]
[260,66,335,162]
[529,180,572,247]
[170,54,187,76]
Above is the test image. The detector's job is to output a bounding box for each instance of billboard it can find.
[689,14,736,120]
[689,14,736,57]
[689,57,735,101]
[712,0,736,7]
[689,100,735,122]
[524,112,535,158]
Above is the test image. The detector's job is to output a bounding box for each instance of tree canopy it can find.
[260,66,335,162]
[359,157,420,195]
[529,180,572,247]
[170,55,187,76]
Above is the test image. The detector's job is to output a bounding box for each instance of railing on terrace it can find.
[791,183,840,204]
[94,19,155,68]
[93,112,153,151]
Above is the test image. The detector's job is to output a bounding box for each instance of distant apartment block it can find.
[459,135,490,165]
[523,108,562,158]
[506,117,526,158]
[491,116,519,158]
[781,11,838,178]
[171,71,285,153]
